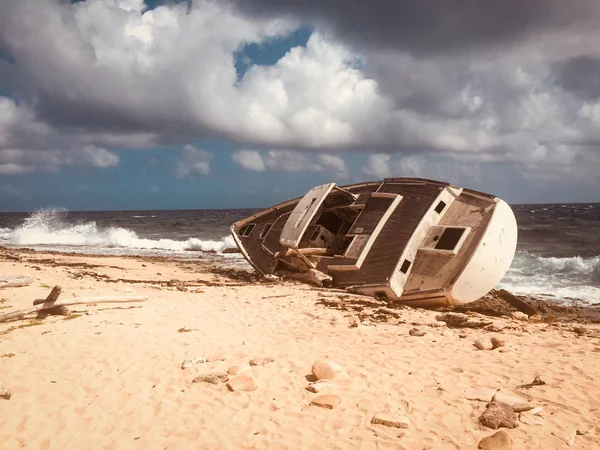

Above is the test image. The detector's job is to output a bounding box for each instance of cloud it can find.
[0,0,598,193]
[173,145,213,178]
[232,149,348,177]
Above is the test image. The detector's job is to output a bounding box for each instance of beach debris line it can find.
[0,285,147,323]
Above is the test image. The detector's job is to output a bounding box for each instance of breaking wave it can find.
[0,208,236,256]
[498,251,600,305]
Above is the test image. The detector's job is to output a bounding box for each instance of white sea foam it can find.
[498,251,600,305]
[0,208,236,256]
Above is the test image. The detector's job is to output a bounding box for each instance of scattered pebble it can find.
[478,430,513,449]
[350,318,361,328]
[475,338,494,351]
[309,394,341,409]
[181,357,206,369]
[306,381,330,393]
[312,360,340,380]
[479,401,518,429]
[227,365,250,375]
[409,328,426,337]
[192,372,229,385]
[227,375,257,392]
[249,357,274,367]
[491,337,505,349]
[511,312,529,321]
[371,413,410,429]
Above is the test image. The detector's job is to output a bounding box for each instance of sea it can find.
[0,204,599,306]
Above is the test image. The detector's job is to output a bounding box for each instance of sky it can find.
[1,0,599,212]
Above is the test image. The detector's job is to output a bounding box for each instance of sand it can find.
[1,247,600,449]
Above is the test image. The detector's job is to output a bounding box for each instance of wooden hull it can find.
[231,178,517,306]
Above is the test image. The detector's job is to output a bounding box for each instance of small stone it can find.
[478,430,513,449]
[441,329,454,337]
[427,321,447,328]
[0,384,11,400]
[249,357,275,366]
[511,311,529,321]
[306,381,330,393]
[459,333,468,339]
[350,317,361,328]
[192,372,229,384]
[475,338,494,351]
[492,392,532,412]
[491,337,505,349]
[309,394,341,409]
[312,360,340,380]
[371,414,410,429]
[465,388,498,402]
[227,374,257,391]
[479,401,518,429]
[409,327,426,336]
[227,365,250,375]
[485,324,505,333]
[552,430,576,447]
[181,357,206,369]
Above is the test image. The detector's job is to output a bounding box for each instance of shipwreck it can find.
[231,178,517,307]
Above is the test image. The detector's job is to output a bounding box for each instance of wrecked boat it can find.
[231,178,517,307]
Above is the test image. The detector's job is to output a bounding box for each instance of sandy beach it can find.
[1,247,599,449]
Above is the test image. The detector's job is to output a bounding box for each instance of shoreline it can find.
[1,247,599,448]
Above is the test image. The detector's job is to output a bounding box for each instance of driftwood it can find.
[492,289,537,316]
[0,275,35,288]
[279,268,333,287]
[0,296,147,323]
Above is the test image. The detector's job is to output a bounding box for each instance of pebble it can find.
[511,312,529,321]
[478,430,513,449]
[409,328,426,337]
[371,414,410,429]
[478,401,518,429]
[181,357,206,369]
[492,392,533,412]
[465,388,498,402]
[226,375,257,391]
[0,384,11,400]
[227,365,250,375]
[441,329,454,337]
[306,381,330,393]
[192,372,229,385]
[249,357,275,366]
[312,360,340,380]
[491,337,505,349]
[475,338,494,351]
[309,394,341,409]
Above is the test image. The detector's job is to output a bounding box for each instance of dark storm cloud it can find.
[555,56,600,100]
[227,0,598,54]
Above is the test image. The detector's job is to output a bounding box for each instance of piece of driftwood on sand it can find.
[491,289,538,316]
[0,296,147,323]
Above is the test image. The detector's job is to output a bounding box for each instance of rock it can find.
[465,388,498,402]
[309,394,341,409]
[249,357,275,367]
[371,414,410,429]
[485,324,505,333]
[427,321,447,328]
[350,317,361,328]
[491,337,505,349]
[227,374,257,392]
[475,338,494,350]
[441,329,454,337]
[227,365,250,375]
[409,327,426,337]
[511,311,529,321]
[479,401,518,429]
[192,372,229,384]
[519,412,545,426]
[312,360,340,380]
[435,313,492,328]
[306,381,330,393]
[478,430,513,449]
[492,392,533,412]
[0,384,11,400]
[181,357,206,369]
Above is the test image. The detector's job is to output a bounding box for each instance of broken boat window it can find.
[435,227,465,251]
[240,223,256,237]
[259,223,273,240]
[399,259,412,274]
[434,201,446,214]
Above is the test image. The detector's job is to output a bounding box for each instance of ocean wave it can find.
[0,208,236,254]
[498,251,600,304]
